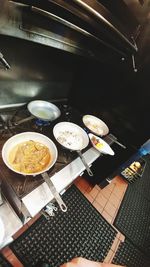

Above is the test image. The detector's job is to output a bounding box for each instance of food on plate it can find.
[9,140,51,173]
[91,135,104,149]
[89,133,114,156]
[85,121,104,136]
[83,115,109,136]
[57,130,83,150]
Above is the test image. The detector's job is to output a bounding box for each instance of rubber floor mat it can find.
[0,253,12,267]
[114,185,150,256]
[10,185,117,267]
[112,239,150,267]
[129,157,150,201]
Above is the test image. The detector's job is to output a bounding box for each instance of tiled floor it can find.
[1,175,128,266]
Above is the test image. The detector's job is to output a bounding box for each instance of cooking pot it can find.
[15,100,61,125]
[82,115,109,136]
[53,122,93,176]
[2,132,67,212]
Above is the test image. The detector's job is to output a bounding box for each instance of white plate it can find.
[53,122,89,151]
[0,217,5,247]
[82,115,109,136]
[89,133,115,156]
[2,132,58,176]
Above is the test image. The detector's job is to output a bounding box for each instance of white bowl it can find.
[89,133,115,156]
[2,132,58,176]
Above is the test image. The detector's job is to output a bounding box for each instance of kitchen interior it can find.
[0,0,150,266]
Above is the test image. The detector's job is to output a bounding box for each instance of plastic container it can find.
[139,139,150,156]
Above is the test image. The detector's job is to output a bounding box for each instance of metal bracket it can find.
[132,54,138,72]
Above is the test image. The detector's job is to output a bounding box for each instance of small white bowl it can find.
[89,133,115,156]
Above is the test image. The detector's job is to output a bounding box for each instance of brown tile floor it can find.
[1,175,128,266]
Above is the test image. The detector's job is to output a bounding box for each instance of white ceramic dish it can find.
[89,133,115,156]
[53,122,89,151]
[2,132,58,176]
[82,115,109,136]
[0,217,5,247]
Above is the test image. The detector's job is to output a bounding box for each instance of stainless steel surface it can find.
[113,140,126,149]
[0,1,93,58]
[27,100,61,121]
[41,172,67,212]
[31,6,93,38]
[109,134,126,149]
[0,182,3,206]
[0,197,22,248]
[0,0,139,70]
[77,150,93,176]
[0,51,11,70]
[14,115,34,126]
[132,54,138,72]
[31,6,126,57]
[74,0,138,52]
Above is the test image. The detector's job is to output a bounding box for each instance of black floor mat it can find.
[10,185,117,267]
[129,157,150,201]
[0,253,12,267]
[114,185,150,256]
[112,239,150,267]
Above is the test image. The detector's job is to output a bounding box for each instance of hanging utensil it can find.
[2,132,67,212]
[53,122,93,176]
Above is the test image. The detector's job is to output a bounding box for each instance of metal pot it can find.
[82,115,109,136]
[53,122,93,176]
[15,100,61,125]
[2,132,67,212]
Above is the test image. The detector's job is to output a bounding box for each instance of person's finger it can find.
[61,257,124,267]
[60,262,77,267]
[102,263,124,267]
[71,257,102,267]
[71,258,124,267]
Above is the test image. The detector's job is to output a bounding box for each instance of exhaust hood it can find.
[0,0,139,62]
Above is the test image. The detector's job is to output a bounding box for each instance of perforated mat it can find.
[114,185,150,256]
[10,185,117,267]
[112,239,150,267]
[129,157,150,201]
[0,253,12,267]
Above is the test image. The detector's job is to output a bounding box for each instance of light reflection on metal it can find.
[74,0,138,52]
[0,51,11,70]
[13,83,41,97]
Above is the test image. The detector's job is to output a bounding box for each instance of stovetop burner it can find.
[0,101,86,199]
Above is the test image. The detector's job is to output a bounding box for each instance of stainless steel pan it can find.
[2,132,67,212]
[53,122,93,176]
[15,100,61,125]
[82,115,109,136]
